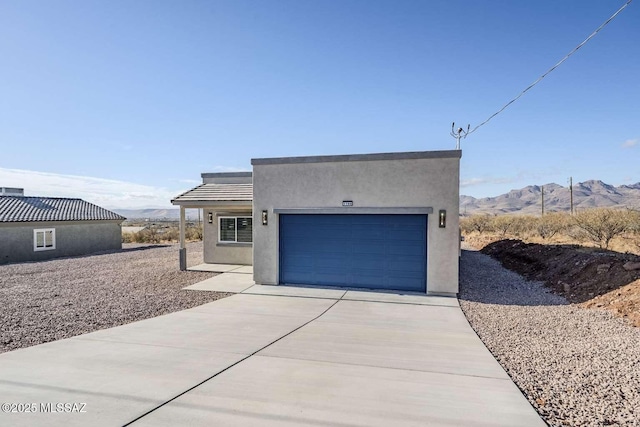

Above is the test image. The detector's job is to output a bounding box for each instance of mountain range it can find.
[461,180,640,216]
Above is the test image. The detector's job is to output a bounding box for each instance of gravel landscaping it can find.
[0,242,230,354]
[459,247,640,427]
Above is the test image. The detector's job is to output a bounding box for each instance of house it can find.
[171,172,253,267]
[172,150,461,295]
[0,188,126,264]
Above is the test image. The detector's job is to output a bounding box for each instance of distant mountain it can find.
[461,180,640,215]
[113,208,201,221]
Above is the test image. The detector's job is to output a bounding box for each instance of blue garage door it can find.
[279,214,427,292]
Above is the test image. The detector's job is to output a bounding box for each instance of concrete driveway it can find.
[0,286,545,426]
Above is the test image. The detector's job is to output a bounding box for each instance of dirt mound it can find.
[481,240,640,326]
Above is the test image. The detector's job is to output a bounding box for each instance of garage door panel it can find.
[285,255,313,269]
[350,226,385,239]
[312,272,354,286]
[315,256,350,270]
[387,228,425,241]
[353,260,386,271]
[387,242,425,256]
[384,265,425,275]
[280,214,426,292]
[284,272,315,284]
[286,240,349,254]
[350,275,385,287]
[352,245,387,256]
[386,278,425,289]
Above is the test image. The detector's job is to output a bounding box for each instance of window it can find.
[34,228,56,251]
[219,217,252,243]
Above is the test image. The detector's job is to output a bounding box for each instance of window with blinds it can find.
[218,217,252,243]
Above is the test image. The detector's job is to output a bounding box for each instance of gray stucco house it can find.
[0,188,125,264]
[172,150,461,295]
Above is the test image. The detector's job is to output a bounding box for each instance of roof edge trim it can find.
[200,172,252,178]
[251,150,461,166]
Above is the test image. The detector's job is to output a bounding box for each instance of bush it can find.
[492,215,516,237]
[572,208,631,249]
[625,209,640,250]
[186,225,203,241]
[121,224,203,244]
[535,213,569,240]
[461,215,493,234]
[162,228,180,242]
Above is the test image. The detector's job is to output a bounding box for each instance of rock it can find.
[460,248,640,427]
[622,262,640,271]
[597,263,612,274]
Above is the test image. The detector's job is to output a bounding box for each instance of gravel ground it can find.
[0,242,230,354]
[459,247,640,427]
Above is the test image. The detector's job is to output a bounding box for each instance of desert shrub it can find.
[625,209,640,251]
[186,224,203,241]
[120,224,204,244]
[535,213,569,240]
[126,228,160,243]
[134,229,152,243]
[459,217,474,234]
[511,215,537,238]
[572,208,631,249]
[148,227,163,243]
[162,228,180,242]
[627,209,640,232]
[461,215,493,234]
[492,215,516,237]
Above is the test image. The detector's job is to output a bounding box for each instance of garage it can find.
[279,214,427,292]
[251,150,461,296]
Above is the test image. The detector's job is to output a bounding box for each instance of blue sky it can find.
[1,0,638,209]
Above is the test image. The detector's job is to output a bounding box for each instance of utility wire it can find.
[467,0,633,135]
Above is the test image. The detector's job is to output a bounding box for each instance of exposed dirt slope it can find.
[481,240,640,326]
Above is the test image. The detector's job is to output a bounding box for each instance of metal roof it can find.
[0,196,126,223]
[171,183,253,205]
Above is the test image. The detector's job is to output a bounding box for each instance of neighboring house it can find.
[172,150,461,295]
[0,188,126,264]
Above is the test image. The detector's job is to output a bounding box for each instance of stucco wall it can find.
[202,208,253,265]
[0,221,122,264]
[251,151,461,295]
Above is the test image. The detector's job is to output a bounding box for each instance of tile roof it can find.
[0,196,126,223]
[171,183,253,204]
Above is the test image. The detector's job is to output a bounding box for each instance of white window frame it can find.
[218,216,252,243]
[33,228,56,251]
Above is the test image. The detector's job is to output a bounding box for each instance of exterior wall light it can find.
[262,210,268,225]
[439,210,446,228]
[208,212,213,224]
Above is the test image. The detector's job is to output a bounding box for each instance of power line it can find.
[466,0,633,136]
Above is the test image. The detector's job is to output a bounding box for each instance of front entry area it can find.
[279,214,427,292]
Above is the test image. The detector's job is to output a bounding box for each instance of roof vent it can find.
[0,187,24,196]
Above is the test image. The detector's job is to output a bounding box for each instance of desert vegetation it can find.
[461,208,640,253]
[122,223,203,244]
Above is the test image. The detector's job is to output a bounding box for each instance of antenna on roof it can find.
[450,122,470,150]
